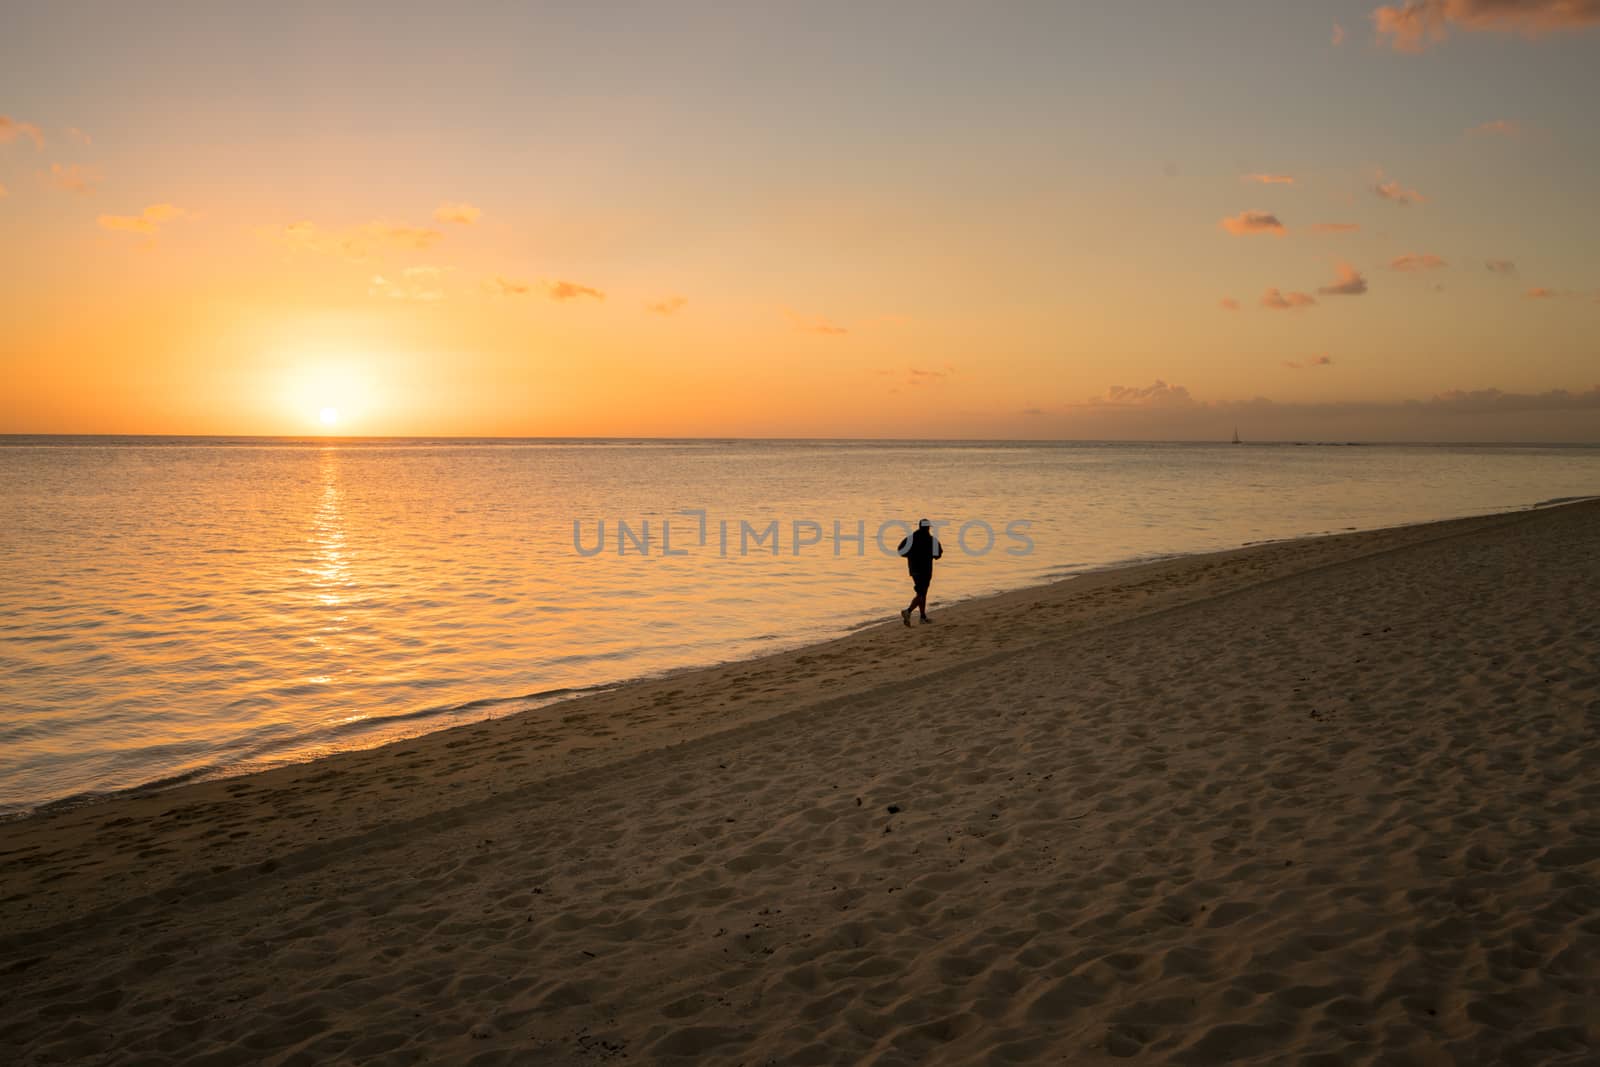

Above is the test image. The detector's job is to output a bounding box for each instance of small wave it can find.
[19,765,221,821]
[224,680,625,761]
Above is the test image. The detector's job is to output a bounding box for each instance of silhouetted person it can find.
[898,518,943,626]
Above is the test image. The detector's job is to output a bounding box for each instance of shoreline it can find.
[8,494,1590,823]
[2,497,1597,1062]
[3,499,1591,899]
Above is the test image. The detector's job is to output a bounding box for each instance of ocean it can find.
[2,436,1595,816]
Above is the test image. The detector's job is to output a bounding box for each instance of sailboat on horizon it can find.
[1231,426,1241,445]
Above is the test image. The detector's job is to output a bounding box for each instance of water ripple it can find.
[2,438,1597,815]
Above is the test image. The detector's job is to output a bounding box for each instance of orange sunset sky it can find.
[2,2,1598,441]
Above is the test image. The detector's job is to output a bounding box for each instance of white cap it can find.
[918,518,931,527]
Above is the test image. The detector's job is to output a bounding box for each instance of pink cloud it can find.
[369,265,449,303]
[260,219,443,259]
[1524,286,1558,299]
[1091,380,1196,407]
[1486,259,1518,275]
[1319,262,1369,295]
[646,296,688,316]
[1470,118,1522,137]
[1310,222,1361,234]
[1261,288,1318,311]
[483,276,530,296]
[0,115,44,148]
[97,203,191,237]
[1373,175,1426,206]
[1220,210,1287,236]
[434,201,481,225]
[1374,1,1600,52]
[1391,253,1448,271]
[1311,354,1334,366]
[45,162,102,193]
[905,367,952,387]
[1333,22,1348,44]
[545,280,605,302]
[1243,174,1296,185]
[787,310,848,336]
[1219,297,1240,311]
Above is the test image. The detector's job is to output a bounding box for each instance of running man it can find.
[898,518,943,626]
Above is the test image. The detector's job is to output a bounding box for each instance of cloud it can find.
[1282,357,1334,368]
[260,219,443,259]
[1260,287,1318,311]
[66,126,91,146]
[1013,382,1600,442]
[483,276,530,296]
[97,203,191,237]
[787,310,848,335]
[1524,286,1557,299]
[1333,21,1348,44]
[1485,259,1518,275]
[1310,222,1361,234]
[1373,175,1425,205]
[1373,0,1600,52]
[1219,297,1240,311]
[1319,262,1369,295]
[0,115,43,148]
[45,162,102,193]
[1391,253,1448,272]
[1243,173,1296,185]
[1220,210,1287,236]
[361,222,441,250]
[1092,382,1597,412]
[1470,118,1522,137]
[369,265,448,302]
[905,367,951,387]
[434,201,481,225]
[646,296,688,316]
[1423,385,1600,412]
[1091,380,1196,408]
[545,280,605,302]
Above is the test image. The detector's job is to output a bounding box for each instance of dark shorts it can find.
[911,572,931,595]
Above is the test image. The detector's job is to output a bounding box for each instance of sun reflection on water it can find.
[308,447,353,639]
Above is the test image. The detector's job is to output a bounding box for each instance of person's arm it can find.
[932,537,943,560]
[897,537,909,555]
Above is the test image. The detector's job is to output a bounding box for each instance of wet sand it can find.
[2,500,1597,1065]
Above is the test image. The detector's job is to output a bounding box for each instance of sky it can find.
[2,0,1598,441]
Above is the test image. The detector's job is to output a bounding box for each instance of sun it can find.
[280,353,375,433]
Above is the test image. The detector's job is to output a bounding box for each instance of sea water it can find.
[2,437,1595,815]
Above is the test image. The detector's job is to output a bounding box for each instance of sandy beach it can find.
[2,500,1597,1065]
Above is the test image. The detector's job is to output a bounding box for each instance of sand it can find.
[2,500,1597,1065]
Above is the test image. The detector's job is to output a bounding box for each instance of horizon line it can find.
[3,433,1597,447]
